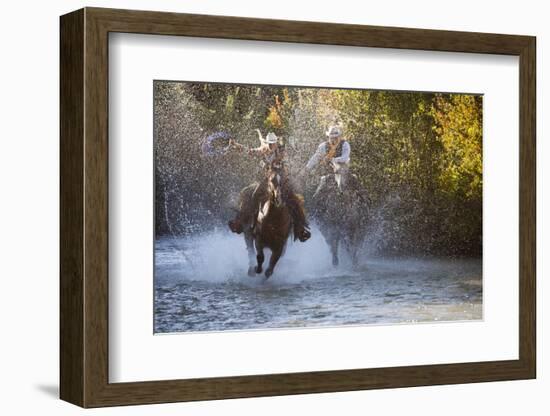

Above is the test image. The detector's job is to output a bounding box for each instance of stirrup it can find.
[296,227,311,242]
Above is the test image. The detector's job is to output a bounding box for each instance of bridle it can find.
[267,169,283,208]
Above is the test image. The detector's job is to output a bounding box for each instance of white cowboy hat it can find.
[326,125,343,138]
[265,132,278,144]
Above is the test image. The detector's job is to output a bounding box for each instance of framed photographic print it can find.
[60,7,536,408]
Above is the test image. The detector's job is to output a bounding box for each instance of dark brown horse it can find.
[242,169,292,279]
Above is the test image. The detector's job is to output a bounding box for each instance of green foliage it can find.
[329,89,482,255]
[264,89,294,136]
[432,94,483,199]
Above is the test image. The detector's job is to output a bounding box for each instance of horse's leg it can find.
[255,241,265,274]
[331,233,340,267]
[346,238,359,268]
[353,228,365,267]
[244,230,256,276]
[265,246,283,279]
[312,175,328,200]
[351,244,359,267]
[348,208,366,268]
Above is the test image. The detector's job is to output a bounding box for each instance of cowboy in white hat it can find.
[304,125,351,195]
[228,130,311,242]
[305,125,350,172]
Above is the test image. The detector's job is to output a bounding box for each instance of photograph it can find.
[153,81,483,334]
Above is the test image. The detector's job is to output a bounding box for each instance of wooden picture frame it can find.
[60,7,536,408]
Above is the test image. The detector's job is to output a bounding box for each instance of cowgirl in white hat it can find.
[230,130,285,170]
[228,130,311,242]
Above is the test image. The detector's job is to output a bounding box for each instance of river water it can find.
[154,228,482,333]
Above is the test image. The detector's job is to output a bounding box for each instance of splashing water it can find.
[154,225,482,333]
[155,225,352,284]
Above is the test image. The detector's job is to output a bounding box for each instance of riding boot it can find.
[286,196,311,242]
[228,216,244,234]
[295,226,311,242]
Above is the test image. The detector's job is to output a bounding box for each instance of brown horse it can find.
[242,169,292,279]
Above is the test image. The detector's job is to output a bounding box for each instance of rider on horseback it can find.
[305,125,353,197]
[228,131,311,242]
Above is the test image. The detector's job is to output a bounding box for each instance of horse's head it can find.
[267,169,284,207]
[332,162,350,192]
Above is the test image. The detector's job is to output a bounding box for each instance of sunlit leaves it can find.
[431,94,483,199]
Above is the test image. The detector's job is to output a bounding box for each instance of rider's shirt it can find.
[249,144,286,171]
[306,140,351,171]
